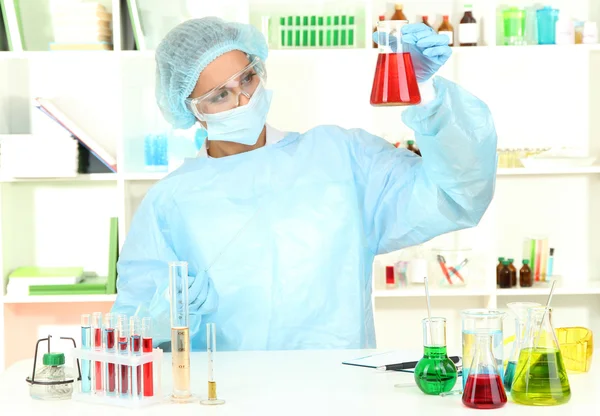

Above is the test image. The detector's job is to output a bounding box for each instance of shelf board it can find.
[0,174,118,183]
[497,165,600,176]
[1,167,597,183]
[2,44,599,61]
[123,172,166,181]
[496,281,600,296]
[373,286,492,298]
[2,294,117,304]
[374,281,600,298]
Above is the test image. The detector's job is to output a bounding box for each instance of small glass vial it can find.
[519,259,533,287]
[508,258,517,287]
[386,265,396,289]
[414,317,458,395]
[496,257,505,286]
[498,261,511,288]
[29,353,73,400]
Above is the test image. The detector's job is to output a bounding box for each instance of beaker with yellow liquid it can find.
[511,306,571,406]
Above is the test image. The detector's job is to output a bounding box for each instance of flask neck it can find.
[474,334,494,359]
[423,345,448,358]
[422,317,447,347]
[524,306,559,349]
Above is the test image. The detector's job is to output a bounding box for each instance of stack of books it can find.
[50,1,113,51]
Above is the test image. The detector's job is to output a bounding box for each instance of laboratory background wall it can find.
[1,0,600,370]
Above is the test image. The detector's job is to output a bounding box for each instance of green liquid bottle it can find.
[511,306,571,406]
[414,317,458,395]
[287,16,293,48]
[280,17,286,47]
[295,16,301,47]
[318,17,324,46]
[333,16,340,46]
[302,16,309,46]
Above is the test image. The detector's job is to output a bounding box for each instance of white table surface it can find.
[1,349,598,415]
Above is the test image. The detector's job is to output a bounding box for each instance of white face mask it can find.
[202,83,273,146]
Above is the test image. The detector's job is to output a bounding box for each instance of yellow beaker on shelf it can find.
[556,327,593,373]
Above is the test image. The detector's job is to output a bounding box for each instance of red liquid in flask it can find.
[142,337,154,396]
[94,328,102,391]
[370,52,421,106]
[106,329,116,393]
[462,374,507,409]
[119,337,129,395]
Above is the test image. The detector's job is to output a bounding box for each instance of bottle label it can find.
[439,30,453,45]
[459,23,477,43]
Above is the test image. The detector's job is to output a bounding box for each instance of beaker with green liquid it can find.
[503,302,541,392]
[511,306,571,406]
[414,317,458,395]
[503,7,526,45]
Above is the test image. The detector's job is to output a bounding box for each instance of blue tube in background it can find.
[547,248,555,279]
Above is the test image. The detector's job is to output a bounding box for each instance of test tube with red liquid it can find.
[91,312,103,392]
[130,316,142,397]
[142,317,154,397]
[370,19,421,106]
[117,316,130,397]
[103,313,117,395]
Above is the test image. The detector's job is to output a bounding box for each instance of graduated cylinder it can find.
[169,261,192,401]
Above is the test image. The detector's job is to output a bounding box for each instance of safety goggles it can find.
[186,56,267,120]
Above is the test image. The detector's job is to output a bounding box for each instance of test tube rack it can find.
[68,347,163,408]
[278,15,357,48]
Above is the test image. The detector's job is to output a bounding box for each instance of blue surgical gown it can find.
[112,77,498,350]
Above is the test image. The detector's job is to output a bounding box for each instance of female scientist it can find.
[112,17,497,350]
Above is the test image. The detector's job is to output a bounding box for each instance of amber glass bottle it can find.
[519,260,533,287]
[438,15,454,46]
[391,3,407,21]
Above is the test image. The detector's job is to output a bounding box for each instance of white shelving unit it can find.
[1,294,117,304]
[1,0,599,370]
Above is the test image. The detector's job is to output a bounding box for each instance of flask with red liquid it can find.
[370,19,421,106]
[462,333,507,409]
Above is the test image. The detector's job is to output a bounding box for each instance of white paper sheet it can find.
[342,350,421,369]
[342,349,462,372]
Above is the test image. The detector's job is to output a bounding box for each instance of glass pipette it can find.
[200,323,225,405]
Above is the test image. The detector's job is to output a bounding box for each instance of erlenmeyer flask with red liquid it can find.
[370,20,421,106]
[462,333,507,409]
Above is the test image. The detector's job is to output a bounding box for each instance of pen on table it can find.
[377,356,461,372]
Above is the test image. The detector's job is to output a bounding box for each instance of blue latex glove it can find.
[373,23,452,83]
